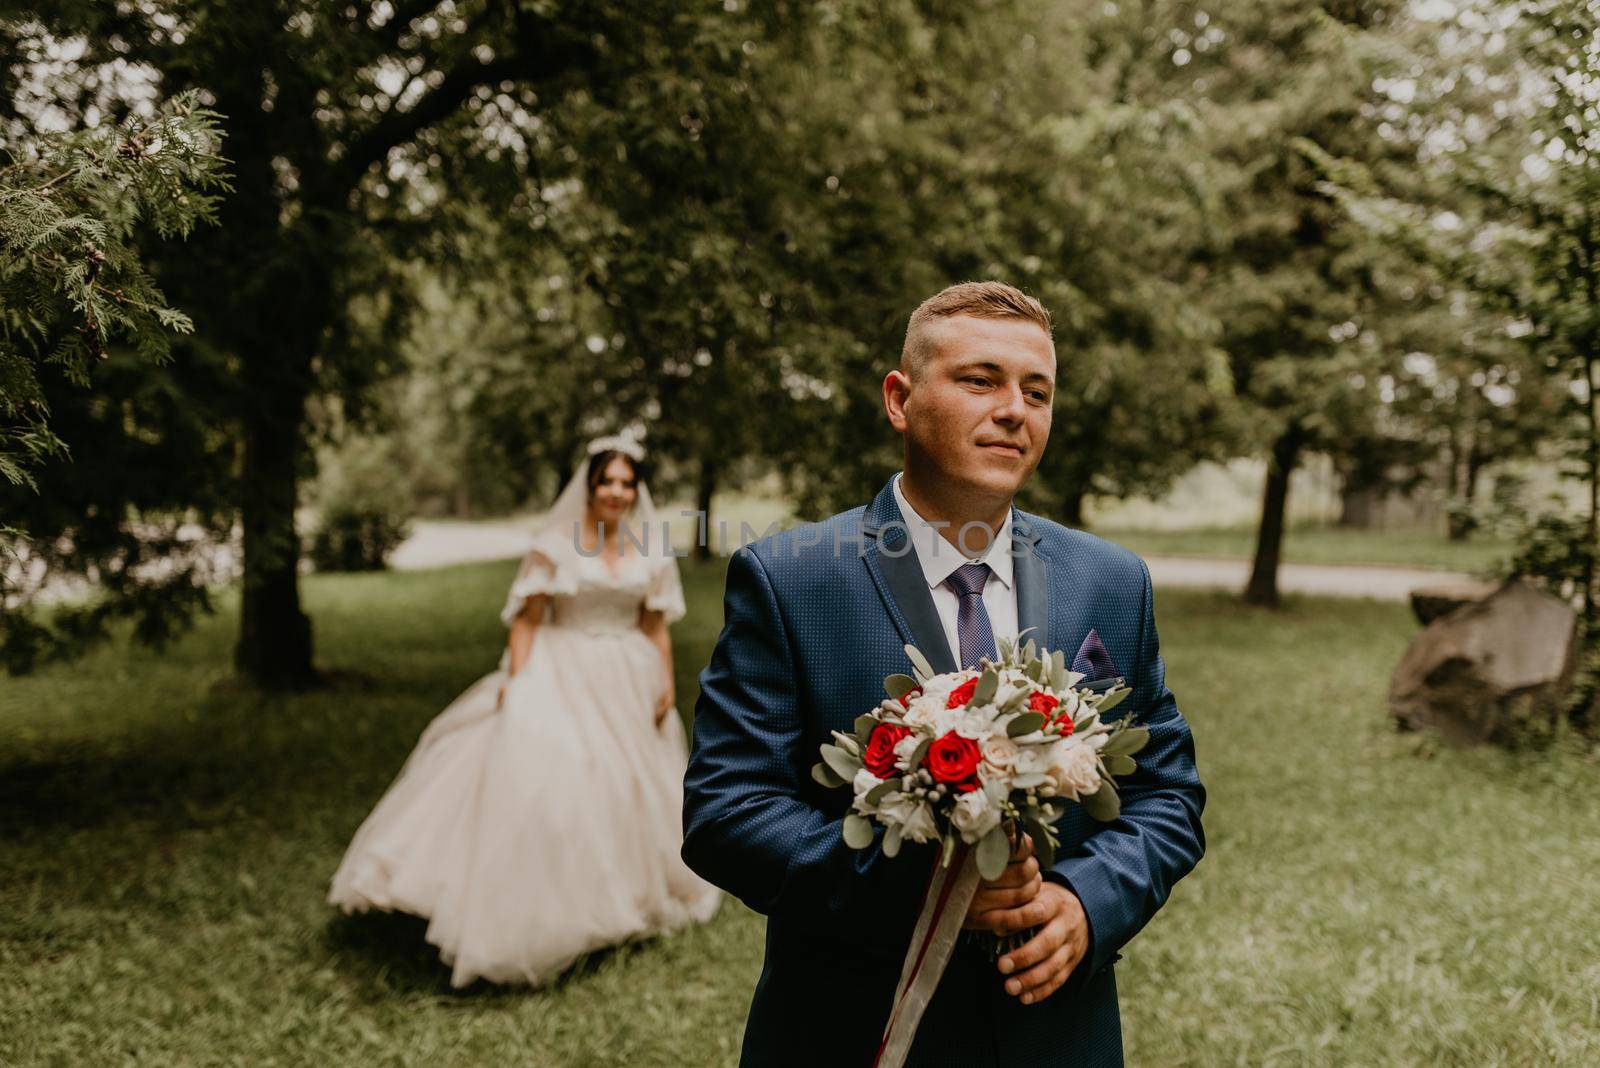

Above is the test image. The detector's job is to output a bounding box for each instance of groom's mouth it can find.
[978,442,1024,458]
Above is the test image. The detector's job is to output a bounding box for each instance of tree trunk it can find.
[1244,425,1304,607]
[234,376,316,688]
[694,455,717,563]
[1338,483,1379,529]
[1060,485,1086,528]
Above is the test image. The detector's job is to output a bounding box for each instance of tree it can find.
[0,88,228,671]
[7,1,772,686]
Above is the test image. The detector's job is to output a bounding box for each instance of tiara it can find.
[585,433,646,462]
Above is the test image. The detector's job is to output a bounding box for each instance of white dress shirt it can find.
[891,472,1019,664]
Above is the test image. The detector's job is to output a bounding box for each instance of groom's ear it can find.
[883,369,912,432]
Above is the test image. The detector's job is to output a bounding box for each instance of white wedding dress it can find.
[327,526,720,988]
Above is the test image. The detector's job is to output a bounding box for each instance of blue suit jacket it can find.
[683,479,1205,1067]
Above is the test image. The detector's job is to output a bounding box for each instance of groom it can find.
[683,281,1205,1066]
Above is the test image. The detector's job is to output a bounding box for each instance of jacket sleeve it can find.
[682,546,932,941]
[1047,557,1206,978]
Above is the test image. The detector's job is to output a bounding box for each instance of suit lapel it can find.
[1012,513,1051,653]
[860,479,958,675]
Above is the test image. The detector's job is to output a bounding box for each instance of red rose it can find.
[864,723,911,778]
[923,730,982,791]
[946,678,978,708]
[1029,690,1073,735]
[898,687,922,708]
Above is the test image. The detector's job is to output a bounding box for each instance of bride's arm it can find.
[498,594,548,705]
[639,608,675,726]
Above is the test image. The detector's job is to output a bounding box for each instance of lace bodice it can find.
[500,541,687,635]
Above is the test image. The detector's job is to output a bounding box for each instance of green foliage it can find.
[0,89,228,490]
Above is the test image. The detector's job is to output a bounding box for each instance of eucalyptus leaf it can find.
[1103,753,1137,777]
[842,813,874,849]
[820,744,862,782]
[973,668,999,705]
[1095,686,1131,716]
[1006,711,1046,738]
[883,823,905,858]
[884,673,919,700]
[908,737,932,768]
[854,713,879,743]
[811,762,845,788]
[1100,725,1150,757]
[1081,783,1122,822]
[1024,816,1056,868]
[976,824,1010,880]
[904,644,935,683]
[866,778,899,805]
[1021,638,1037,664]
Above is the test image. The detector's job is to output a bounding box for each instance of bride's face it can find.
[589,457,638,525]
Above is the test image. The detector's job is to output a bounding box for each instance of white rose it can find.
[902,692,946,729]
[852,767,885,814]
[979,736,1019,780]
[1048,739,1102,799]
[952,706,997,741]
[949,787,1002,841]
[879,795,938,843]
[1011,743,1051,776]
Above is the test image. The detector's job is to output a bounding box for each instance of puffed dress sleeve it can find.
[500,546,578,627]
[643,555,687,625]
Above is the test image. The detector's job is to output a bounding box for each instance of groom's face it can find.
[888,314,1055,501]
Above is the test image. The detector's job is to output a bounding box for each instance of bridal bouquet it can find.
[811,633,1149,1068]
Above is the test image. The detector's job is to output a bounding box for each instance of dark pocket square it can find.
[1071,628,1119,683]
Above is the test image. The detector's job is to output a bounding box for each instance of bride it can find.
[328,435,720,987]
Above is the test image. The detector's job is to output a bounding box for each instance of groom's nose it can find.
[991,384,1027,426]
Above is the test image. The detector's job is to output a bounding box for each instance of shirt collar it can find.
[891,472,1015,592]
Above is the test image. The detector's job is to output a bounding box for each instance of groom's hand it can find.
[963,832,1042,931]
[997,882,1090,1006]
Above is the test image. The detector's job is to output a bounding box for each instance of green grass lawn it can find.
[2,562,1597,1066]
[1101,525,1512,575]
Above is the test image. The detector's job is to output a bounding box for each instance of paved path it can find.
[393,521,1473,602]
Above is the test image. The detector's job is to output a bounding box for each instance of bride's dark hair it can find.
[585,449,649,497]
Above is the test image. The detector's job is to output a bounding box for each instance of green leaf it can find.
[1100,725,1150,757]
[866,778,899,805]
[820,743,861,782]
[884,673,919,701]
[1095,685,1131,714]
[973,667,999,705]
[842,814,874,849]
[1081,784,1122,822]
[908,736,932,768]
[976,824,1010,879]
[1006,711,1046,738]
[854,712,879,740]
[811,762,845,789]
[904,644,935,683]
[1022,638,1037,664]
[1103,753,1137,777]
[883,823,904,858]
[1024,816,1056,868]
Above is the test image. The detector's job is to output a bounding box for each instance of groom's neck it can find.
[898,467,1011,556]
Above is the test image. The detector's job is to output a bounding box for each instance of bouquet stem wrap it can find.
[872,845,981,1068]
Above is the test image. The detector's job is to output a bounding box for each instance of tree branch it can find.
[332,26,597,195]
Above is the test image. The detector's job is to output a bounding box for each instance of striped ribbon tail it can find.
[871,846,982,1068]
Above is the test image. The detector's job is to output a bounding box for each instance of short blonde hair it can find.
[901,280,1053,377]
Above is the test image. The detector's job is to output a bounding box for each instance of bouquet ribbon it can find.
[872,845,982,1068]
